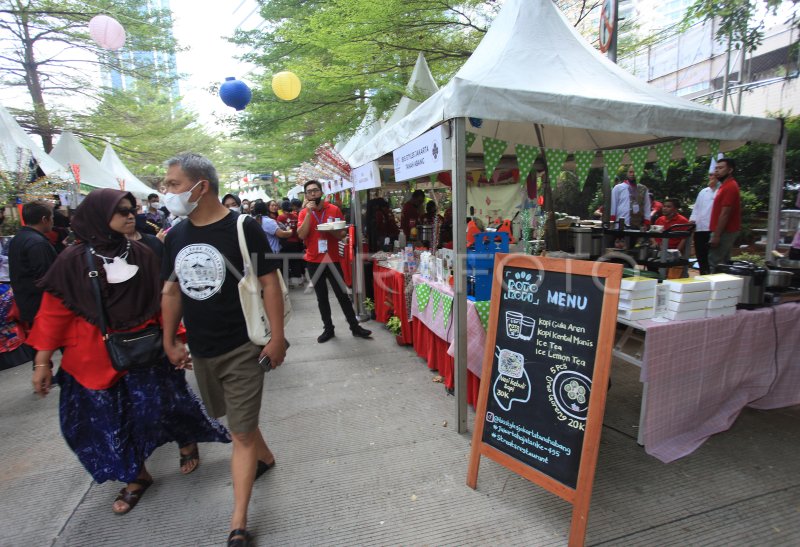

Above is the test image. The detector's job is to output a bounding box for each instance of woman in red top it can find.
[29,189,229,515]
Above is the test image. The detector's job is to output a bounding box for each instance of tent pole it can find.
[765,119,787,261]
[451,117,468,434]
[351,189,368,320]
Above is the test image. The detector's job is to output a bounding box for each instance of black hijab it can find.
[38,189,161,330]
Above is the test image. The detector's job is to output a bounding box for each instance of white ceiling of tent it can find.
[0,104,65,176]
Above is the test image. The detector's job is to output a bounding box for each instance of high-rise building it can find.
[103,0,180,100]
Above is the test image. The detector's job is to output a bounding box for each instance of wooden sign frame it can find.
[467,254,622,547]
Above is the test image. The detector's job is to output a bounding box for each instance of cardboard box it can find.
[618,296,656,310]
[668,290,711,303]
[697,273,744,291]
[620,287,657,301]
[706,306,737,318]
[620,276,658,291]
[618,307,655,321]
[662,278,712,293]
[666,299,707,312]
[710,287,741,300]
[664,309,706,321]
[707,297,739,309]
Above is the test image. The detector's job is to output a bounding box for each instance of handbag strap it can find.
[84,245,109,338]
[236,214,253,276]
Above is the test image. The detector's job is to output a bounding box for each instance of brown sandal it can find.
[112,478,153,515]
[179,444,200,475]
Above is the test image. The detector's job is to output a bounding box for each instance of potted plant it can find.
[364,297,375,320]
[386,315,404,344]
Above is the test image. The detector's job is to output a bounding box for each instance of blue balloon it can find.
[219,77,252,111]
[469,117,483,128]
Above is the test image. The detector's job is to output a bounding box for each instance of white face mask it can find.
[228,206,240,212]
[104,256,139,284]
[163,181,202,217]
[149,201,161,209]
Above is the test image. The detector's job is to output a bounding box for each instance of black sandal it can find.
[227,528,253,547]
[255,459,275,481]
[179,444,200,475]
[112,478,153,515]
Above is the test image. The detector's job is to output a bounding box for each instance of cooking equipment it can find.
[590,228,603,258]
[419,224,434,245]
[570,227,592,257]
[766,269,793,288]
[715,261,767,306]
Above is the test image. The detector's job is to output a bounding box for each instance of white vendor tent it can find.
[100,144,159,198]
[49,132,124,192]
[346,0,785,433]
[238,188,271,203]
[0,104,64,176]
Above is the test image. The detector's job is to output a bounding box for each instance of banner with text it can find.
[392,125,452,182]
[352,161,381,190]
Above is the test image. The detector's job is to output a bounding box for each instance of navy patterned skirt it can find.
[56,360,230,484]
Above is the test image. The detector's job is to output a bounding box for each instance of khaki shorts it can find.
[192,341,263,434]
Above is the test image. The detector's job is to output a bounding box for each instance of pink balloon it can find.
[89,15,126,51]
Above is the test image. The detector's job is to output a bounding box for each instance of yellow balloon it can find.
[272,71,302,101]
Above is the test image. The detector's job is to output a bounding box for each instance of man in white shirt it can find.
[610,166,651,229]
[689,173,719,274]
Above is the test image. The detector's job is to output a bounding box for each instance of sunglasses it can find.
[115,207,138,217]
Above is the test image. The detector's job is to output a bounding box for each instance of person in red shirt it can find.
[709,158,741,272]
[277,198,305,286]
[400,189,425,239]
[29,189,229,516]
[653,198,690,252]
[298,180,372,343]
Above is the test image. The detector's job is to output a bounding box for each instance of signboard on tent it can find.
[352,161,381,190]
[392,124,451,182]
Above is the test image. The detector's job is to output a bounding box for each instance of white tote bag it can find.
[237,215,292,345]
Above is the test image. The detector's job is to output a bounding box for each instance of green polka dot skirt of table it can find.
[431,288,442,318]
[473,300,491,330]
[441,294,453,328]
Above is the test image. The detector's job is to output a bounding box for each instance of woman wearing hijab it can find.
[29,189,229,515]
[252,200,291,254]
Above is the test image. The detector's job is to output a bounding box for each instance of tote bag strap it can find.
[84,245,109,338]
[236,214,253,277]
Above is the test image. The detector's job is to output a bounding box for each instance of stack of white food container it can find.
[661,277,712,321]
[617,277,658,320]
[697,273,743,317]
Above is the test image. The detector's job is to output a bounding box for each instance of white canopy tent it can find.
[100,144,159,199]
[0,104,65,176]
[347,0,785,433]
[238,188,271,203]
[50,132,125,193]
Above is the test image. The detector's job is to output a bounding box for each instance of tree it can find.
[682,0,788,53]
[0,0,177,152]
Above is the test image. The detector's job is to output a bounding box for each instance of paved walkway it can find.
[1,286,798,546]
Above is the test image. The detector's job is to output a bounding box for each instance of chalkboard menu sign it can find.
[468,255,622,546]
[482,265,604,487]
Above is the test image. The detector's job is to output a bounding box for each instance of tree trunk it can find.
[19,7,53,152]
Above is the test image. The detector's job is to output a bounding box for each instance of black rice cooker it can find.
[715,261,767,306]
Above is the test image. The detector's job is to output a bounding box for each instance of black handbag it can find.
[85,246,165,372]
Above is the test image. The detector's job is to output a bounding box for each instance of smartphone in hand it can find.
[258,339,291,373]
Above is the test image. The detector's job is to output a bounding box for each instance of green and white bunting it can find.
[707,139,720,162]
[544,148,568,174]
[431,288,442,319]
[482,136,507,180]
[473,300,491,331]
[602,149,625,177]
[415,283,431,311]
[441,294,453,328]
[681,138,698,168]
[466,131,477,153]
[515,144,537,186]
[573,150,594,191]
[654,141,674,180]
[628,146,649,179]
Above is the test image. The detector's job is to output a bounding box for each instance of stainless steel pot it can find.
[716,261,767,306]
[419,224,434,245]
[766,269,793,288]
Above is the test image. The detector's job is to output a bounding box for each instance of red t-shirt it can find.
[655,213,690,249]
[27,292,183,390]
[277,211,300,243]
[298,202,343,263]
[710,178,741,233]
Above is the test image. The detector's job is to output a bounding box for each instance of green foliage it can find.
[682,0,786,52]
[363,297,375,312]
[386,315,402,336]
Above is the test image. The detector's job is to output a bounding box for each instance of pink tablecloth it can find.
[640,302,800,463]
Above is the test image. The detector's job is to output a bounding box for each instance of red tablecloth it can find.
[372,264,412,345]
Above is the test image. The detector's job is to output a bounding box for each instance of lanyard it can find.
[311,208,326,225]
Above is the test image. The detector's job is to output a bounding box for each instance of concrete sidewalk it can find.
[1,286,798,546]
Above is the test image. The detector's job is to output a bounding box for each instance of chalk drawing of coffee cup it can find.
[492,366,532,411]
[505,311,522,339]
[518,315,536,341]
[497,348,524,379]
